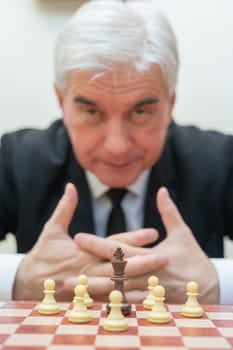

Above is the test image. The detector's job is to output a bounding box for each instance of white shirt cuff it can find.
[211,258,233,304]
[0,253,25,300]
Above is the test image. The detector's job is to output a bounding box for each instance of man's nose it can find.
[104,121,130,156]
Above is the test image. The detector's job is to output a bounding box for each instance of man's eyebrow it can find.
[73,95,97,106]
[134,97,159,108]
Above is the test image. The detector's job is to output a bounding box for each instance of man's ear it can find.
[170,92,176,109]
[168,92,176,124]
[54,83,64,110]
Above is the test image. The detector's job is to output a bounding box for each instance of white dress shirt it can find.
[1,170,232,303]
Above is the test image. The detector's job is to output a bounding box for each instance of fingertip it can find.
[74,232,86,244]
[65,182,78,198]
[156,187,170,205]
[145,228,159,241]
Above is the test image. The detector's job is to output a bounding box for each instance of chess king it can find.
[0,0,232,305]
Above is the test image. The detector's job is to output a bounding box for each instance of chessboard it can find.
[0,301,233,349]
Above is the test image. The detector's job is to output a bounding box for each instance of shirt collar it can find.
[86,169,151,199]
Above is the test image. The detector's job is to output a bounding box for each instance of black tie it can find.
[106,188,127,235]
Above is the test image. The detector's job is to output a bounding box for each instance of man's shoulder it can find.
[0,119,70,169]
[170,122,233,158]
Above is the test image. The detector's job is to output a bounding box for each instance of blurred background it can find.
[0,0,233,256]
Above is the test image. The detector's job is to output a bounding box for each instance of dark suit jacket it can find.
[1,119,233,257]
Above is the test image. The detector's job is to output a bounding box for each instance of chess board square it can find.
[212,320,233,327]
[135,311,149,319]
[204,305,233,312]
[5,333,53,346]
[16,324,58,334]
[168,304,183,311]
[22,316,62,325]
[1,301,37,309]
[0,324,19,334]
[58,302,70,310]
[0,334,9,343]
[140,335,184,346]
[52,334,96,345]
[48,346,94,350]
[218,327,233,337]
[138,325,180,336]
[183,336,232,349]
[206,312,233,320]
[175,319,214,328]
[3,347,46,350]
[0,316,25,324]
[90,310,102,318]
[0,309,31,317]
[95,334,140,348]
[134,304,144,311]
[96,348,139,350]
[56,324,99,335]
[179,327,221,337]
[140,347,186,350]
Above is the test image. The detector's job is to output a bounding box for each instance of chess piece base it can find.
[103,318,128,332]
[37,303,60,315]
[68,310,91,323]
[147,310,171,324]
[182,305,204,318]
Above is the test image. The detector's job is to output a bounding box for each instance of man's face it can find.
[56,66,175,187]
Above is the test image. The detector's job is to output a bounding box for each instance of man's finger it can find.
[47,182,78,232]
[156,187,188,233]
[74,229,158,260]
[108,228,158,246]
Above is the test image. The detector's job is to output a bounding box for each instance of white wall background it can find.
[1,0,233,134]
[0,0,233,255]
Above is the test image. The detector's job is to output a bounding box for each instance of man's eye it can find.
[134,109,145,117]
[87,108,98,115]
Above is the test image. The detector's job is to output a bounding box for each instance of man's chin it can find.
[97,173,140,188]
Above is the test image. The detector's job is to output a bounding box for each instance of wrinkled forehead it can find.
[66,64,166,92]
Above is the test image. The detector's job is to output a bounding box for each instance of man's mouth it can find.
[104,160,133,168]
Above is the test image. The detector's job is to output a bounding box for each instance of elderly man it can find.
[0,0,232,304]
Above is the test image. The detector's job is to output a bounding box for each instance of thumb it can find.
[46,182,78,232]
[156,187,187,234]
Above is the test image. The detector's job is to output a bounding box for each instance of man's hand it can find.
[13,183,167,301]
[13,183,101,300]
[63,229,169,301]
[152,187,220,304]
[71,187,220,304]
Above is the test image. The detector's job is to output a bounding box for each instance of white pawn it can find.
[147,285,171,324]
[103,290,128,332]
[37,279,60,315]
[181,281,204,318]
[76,274,93,308]
[68,285,91,323]
[143,275,159,309]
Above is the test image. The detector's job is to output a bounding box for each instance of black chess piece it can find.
[107,247,132,316]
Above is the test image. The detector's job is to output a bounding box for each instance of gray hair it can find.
[54,0,179,95]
